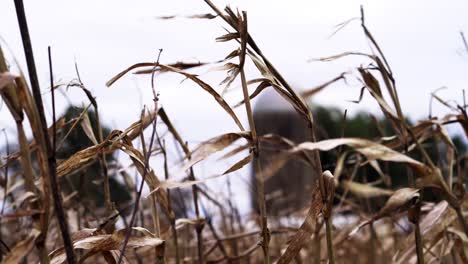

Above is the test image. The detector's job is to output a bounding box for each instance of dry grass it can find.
[0,1,467,263]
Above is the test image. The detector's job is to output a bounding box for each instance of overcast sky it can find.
[1,0,467,212]
[2,0,467,134]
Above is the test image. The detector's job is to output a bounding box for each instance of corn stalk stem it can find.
[14,2,75,262]
[185,142,204,264]
[414,220,424,264]
[238,11,270,263]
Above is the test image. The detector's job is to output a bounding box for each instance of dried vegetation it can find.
[0,1,467,263]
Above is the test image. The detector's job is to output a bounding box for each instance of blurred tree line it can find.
[1,104,465,216]
[0,106,132,216]
[252,104,466,215]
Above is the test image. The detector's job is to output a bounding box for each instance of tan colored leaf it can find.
[300,73,346,99]
[49,227,163,264]
[106,62,154,87]
[117,139,171,218]
[80,111,98,145]
[0,209,43,220]
[134,61,211,74]
[341,180,394,198]
[107,63,245,131]
[311,51,371,62]
[374,187,419,217]
[161,64,245,130]
[222,153,252,174]
[158,107,190,155]
[0,72,16,90]
[350,188,420,236]
[56,140,109,178]
[323,170,336,218]
[263,138,429,182]
[233,79,271,108]
[175,132,251,176]
[216,32,240,42]
[394,201,457,263]
[296,138,426,168]
[157,13,217,20]
[276,206,317,264]
[2,229,40,264]
[150,154,252,192]
[126,108,157,141]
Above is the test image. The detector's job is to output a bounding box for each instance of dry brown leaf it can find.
[126,108,157,141]
[350,188,420,236]
[373,187,419,217]
[300,73,346,99]
[222,153,252,174]
[117,139,171,217]
[0,209,43,220]
[56,140,109,178]
[311,51,371,62]
[323,170,336,218]
[0,72,16,90]
[157,63,244,130]
[216,32,240,42]
[358,68,399,121]
[393,201,457,263]
[341,180,394,198]
[233,79,271,108]
[263,138,429,183]
[107,63,245,131]
[175,132,251,176]
[158,107,190,155]
[106,62,155,87]
[11,191,37,209]
[296,138,425,167]
[134,61,211,74]
[275,205,317,264]
[80,111,98,145]
[150,154,252,192]
[217,143,249,160]
[2,229,40,264]
[49,227,163,264]
[157,13,217,20]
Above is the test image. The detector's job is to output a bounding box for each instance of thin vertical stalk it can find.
[305,110,334,264]
[12,2,55,262]
[313,221,321,264]
[48,46,76,264]
[118,50,163,264]
[164,141,180,264]
[155,131,179,263]
[139,120,164,263]
[185,142,204,264]
[324,217,335,264]
[96,110,111,212]
[238,11,270,263]
[414,220,424,264]
[409,196,424,264]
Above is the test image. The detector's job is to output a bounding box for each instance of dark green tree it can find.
[58,106,131,209]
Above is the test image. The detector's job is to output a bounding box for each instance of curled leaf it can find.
[49,227,163,264]
[350,188,420,236]
[175,132,251,176]
[2,229,40,264]
[341,180,394,198]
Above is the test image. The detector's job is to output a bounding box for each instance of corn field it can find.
[0,1,467,263]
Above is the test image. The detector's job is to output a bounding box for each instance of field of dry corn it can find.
[0,1,467,263]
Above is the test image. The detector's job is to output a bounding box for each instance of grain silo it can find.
[251,89,318,216]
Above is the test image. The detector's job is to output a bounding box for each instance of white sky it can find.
[1,0,467,212]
